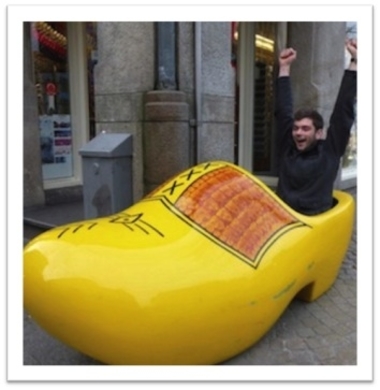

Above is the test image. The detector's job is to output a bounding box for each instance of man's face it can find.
[292,118,322,151]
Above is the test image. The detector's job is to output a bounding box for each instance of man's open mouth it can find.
[295,139,306,148]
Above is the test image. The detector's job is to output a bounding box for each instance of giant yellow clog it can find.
[23,161,354,365]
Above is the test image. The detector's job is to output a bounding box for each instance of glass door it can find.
[235,22,280,180]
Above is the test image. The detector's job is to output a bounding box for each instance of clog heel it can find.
[23,161,355,365]
[295,190,355,302]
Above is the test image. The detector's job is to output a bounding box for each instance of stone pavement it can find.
[23,190,357,366]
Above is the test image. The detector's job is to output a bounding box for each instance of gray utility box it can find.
[79,132,133,219]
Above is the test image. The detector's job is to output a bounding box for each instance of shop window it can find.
[31,22,73,180]
[30,22,97,181]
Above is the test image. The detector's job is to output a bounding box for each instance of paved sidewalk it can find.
[23,190,357,366]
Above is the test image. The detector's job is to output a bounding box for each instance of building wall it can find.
[94,22,155,201]
[94,22,236,199]
[198,22,236,163]
[23,23,45,208]
[288,22,346,132]
[23,22,352,209]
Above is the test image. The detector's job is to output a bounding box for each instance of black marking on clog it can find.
[146,162,227,201]
[307,261,315,271]
[163,180,185,196]
[139,220,165,237]
[73,225,84,233]
[110,213,164,237]
[57,227,70,238]
[56,223,98,238]
[180,168,203,181]
[202,162,224,170]
[273,280,296,299]
[110,213,143,224]
[54,214,164,239]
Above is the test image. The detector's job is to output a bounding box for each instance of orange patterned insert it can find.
[175,166,300,262]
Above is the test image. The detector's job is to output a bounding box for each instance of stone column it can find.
[144,90,190,193]
[287,22,346,124]
[94,22,155,201]
[196,22,235,163]
[143,22,190,194]
[23,22,45,208]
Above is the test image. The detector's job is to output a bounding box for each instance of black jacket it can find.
[275,70,357,215]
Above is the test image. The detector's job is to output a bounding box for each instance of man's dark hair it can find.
[294,108,324,130]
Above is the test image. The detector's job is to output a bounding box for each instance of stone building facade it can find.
[23,21,356,209]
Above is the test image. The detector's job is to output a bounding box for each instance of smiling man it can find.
[274,40,357,215]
